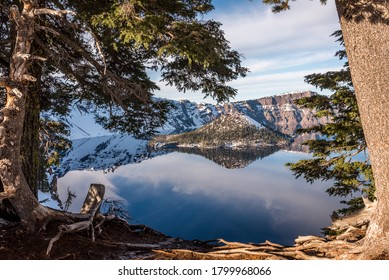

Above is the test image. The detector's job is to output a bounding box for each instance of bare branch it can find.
[89,32,107,76]
[15,53,47,61]
[22,74,37,82]
[11,87,23,97]
[34,8,76,17]
[9,5,23,27]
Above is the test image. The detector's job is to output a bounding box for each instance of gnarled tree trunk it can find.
[0,1,51,230]
[335,0,389,259]
[21,62,42,198]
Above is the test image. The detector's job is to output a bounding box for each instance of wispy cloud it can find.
[214,1,340,56]
[154,0,343,102]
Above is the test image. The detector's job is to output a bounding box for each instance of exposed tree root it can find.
[153,235,360,260]
[46,184,115,256]
[153,200,375,260]
[2,191,376,260]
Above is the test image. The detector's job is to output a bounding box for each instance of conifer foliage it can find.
[286,31,374,212]
[0,0,248,228]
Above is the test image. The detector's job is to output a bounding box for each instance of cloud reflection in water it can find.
[57,151,340,245]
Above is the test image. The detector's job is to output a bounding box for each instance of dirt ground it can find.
[0,218,212,260]
[0,214,371,260]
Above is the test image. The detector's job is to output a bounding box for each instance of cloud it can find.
[153,0,344,102]
[227,68,337,100]
[213,1,340,56]
[245,50,338,73]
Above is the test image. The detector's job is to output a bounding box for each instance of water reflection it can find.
[176,146,279,169]
[52,150,340,245]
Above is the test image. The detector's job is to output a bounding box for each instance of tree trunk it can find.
[335,0,389,259]
[21,63,42,198]
[0,1,51,231]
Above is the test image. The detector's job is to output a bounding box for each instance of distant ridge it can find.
[152,111,289,148]
[67,91,327,138]
[58,91,327,175]
[160,90,327,136]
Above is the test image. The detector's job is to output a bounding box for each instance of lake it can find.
[50,148,341,246]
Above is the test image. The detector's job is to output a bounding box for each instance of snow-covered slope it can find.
[158,90,327,136]
[59,91,327,175]
[155,112,287,148]
[157,99,223,134]
[57,134,167,177]
[68,91,326,139]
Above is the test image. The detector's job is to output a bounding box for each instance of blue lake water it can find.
[53,150,341,245]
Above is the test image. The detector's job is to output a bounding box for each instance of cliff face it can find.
[232,91,327,136]
[162,91,328,136]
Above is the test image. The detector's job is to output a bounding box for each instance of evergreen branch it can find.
[286,29,373,206]
[33,36,83,84]
[37,25,150,106]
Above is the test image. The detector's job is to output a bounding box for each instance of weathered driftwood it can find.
[80,183,105,215]
[154,249,279,260]
[330,198,376,231]
[295,235,326,244]
[154,236,360,260]
[140,198,374,260]
[46,184,109,255]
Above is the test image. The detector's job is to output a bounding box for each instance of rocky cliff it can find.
[161,91,328,136]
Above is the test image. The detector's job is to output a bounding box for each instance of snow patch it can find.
[242,115,263,129]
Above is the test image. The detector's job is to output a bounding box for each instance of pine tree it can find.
[1,0,248,196]
[286,31,374,214]
[0,0,247,230]
[263,0,389,259]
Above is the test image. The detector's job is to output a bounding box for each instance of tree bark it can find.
[21,61,42,198]
[0,1,51,230]
[335,0,389,259]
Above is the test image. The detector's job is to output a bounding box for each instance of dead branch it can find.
[94,214,115,235]
[46,206,101,255]
[22,74,37,82]
[330,199,376,231]
[295,235,326,244]
[9,5,23,27]
[217,238,260,249]
[46,184,105,255]
[102,240,160,249]
[34,8,76,17]
[80,184,105,215]
[14,53,47,61]
[259,240,285,248]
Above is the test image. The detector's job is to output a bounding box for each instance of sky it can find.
[152,0,343,103]
[70,0,344,138]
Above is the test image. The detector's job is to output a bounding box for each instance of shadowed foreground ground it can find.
[0,216,371,260]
